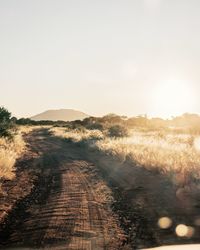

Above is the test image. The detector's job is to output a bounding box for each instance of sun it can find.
[150,79,196,118]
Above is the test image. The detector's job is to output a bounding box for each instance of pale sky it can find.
[0,0,200,118]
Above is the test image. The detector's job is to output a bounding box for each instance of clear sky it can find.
[0,0,200,118]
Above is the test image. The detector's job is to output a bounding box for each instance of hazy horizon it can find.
[1,0,200,118]
[12,107,200,120]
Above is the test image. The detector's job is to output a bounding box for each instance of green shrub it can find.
[108,125,129,138]
[86,122,104,131]
[0,107,12,137]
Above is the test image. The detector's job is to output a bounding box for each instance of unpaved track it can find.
[0,129,125,249]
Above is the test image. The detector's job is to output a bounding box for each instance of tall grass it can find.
[0,135,25,180]
[0,126,36,180]
[51,127,200,186]
[50,127,104,142]
[96,132,200,185]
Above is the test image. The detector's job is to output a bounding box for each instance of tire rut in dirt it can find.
[0,160,124,249]
[0,130,127,249]
[0,167,59,248]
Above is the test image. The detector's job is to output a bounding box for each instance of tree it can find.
[0,107,12,137]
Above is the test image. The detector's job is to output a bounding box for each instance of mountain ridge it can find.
[30,109,89,121]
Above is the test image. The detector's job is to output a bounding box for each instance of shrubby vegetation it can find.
[67,113,200,135]
[4,109,199,136]
[0,131,25,180]
[0,107,30,181]
[1,105,200,186]
[16,118,67,126]
[0,107,13,137]
[107,125,129,138]
[50,112,200,190]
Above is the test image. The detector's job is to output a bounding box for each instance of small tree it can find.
[0,107,12,137]
[108,125,129,138]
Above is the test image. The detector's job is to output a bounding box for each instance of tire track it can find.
[0,129,125,249]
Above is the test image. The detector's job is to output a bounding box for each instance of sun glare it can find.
[150,80,196,118]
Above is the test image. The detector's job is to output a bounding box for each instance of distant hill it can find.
[31,109,89,122]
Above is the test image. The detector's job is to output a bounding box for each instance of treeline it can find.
[69,113,200,128]
[0,106,68,138]
[15,118,67,126]
[68,113,200,134]
[1,105,200,138]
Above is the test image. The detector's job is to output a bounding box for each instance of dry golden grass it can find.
[96,130,200,185]
[50,127,104,142]
[0,126,37,180]
[0,134,25,180]
[51,127,200,185]
[18,125,36,134]
[18,125,50,134]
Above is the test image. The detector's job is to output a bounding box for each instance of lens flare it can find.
[175,224,195,238]
[158,217,172,229]
[176,224,188,237]
[150,79,196,118]
[187,226,195,238]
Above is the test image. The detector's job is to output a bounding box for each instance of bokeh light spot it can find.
[187,226,195,238]
[158,217,172,229]
[176,224,188,237]
[175,224,194,238]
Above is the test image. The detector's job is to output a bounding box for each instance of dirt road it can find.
[0,129,126,249]
[2,129,199,249]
